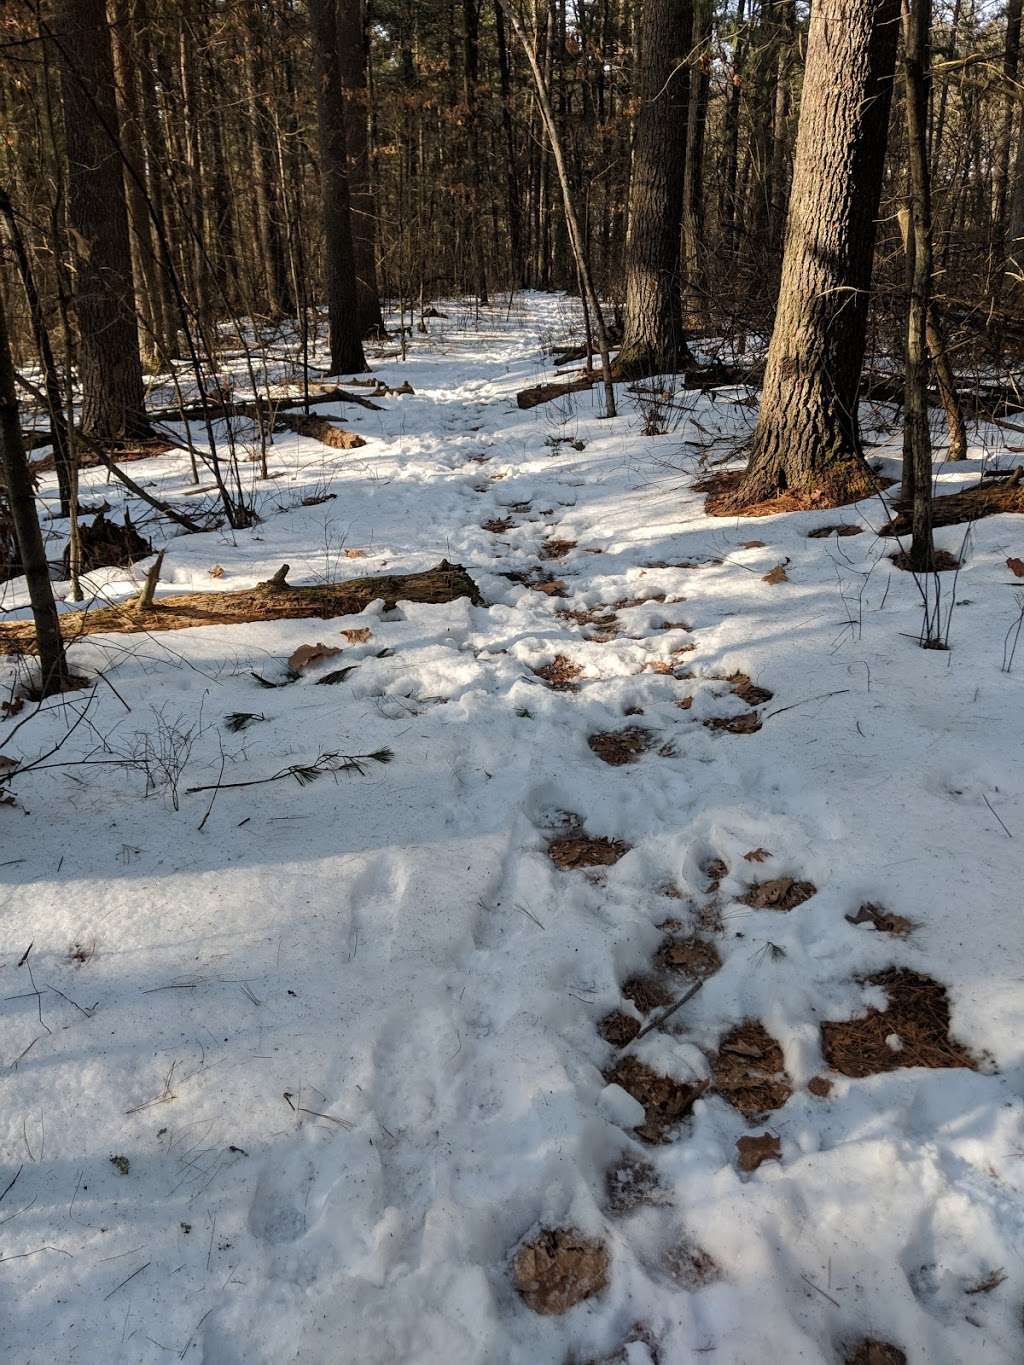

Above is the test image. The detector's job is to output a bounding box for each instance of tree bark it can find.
[55,0,150,439]
[732,0,900,507]
[337,0,383,335]
[902,0,936,571]
[0,289,71,696]
[617,0,694,374]
[309,0,367,374]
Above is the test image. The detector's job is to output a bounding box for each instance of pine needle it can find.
[250,670,300,689]
[224,712,267,732]
[185,748,393,795]
[315,666,357,686]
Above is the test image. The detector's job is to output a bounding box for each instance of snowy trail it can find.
[2,296,1024,1364]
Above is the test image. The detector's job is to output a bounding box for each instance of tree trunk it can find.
[682,1,711,325]
[462,0,489,304]
[617,0,694,374]
[0,289,71,697]
[55,0,150,439]
[309,0,367,374]
[337,0,384,335]
[902,0,936,571]
[494,0,524,287]
[731,0,900,507]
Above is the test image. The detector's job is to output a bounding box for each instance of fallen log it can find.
[879,467,1024,535]
[277,414,367,449]
[145,385,384,426]
[516,361,752,411]
[0,560,484,654]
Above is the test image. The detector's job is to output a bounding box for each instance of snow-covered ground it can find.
[2,295,1024,1364]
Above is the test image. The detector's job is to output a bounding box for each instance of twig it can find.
[763,689,850,722]
[800,1272,841,1308]
[0,1165,22,1204]
[104,1261,151,1300]
[619,979,704,1051]
[983,793,1013,838]
[185,747,393,794]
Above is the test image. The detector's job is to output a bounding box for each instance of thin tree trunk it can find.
[500,0,616,416]
[902,0,936,570]
[494,0,524,286]
[337,0,383,335]
[0,290,71,697]
[309,0,367,374]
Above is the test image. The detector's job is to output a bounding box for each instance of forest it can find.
[2,2,1024,1363]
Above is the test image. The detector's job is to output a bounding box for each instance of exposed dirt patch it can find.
[588,727,654,765]
[846,903,915,936]
[622,975,674,1014]
[548,832,631,869]
[482,516,514,533]
[532,655,583,690]
[807,523,864,538]
[889,548,961,572]
[739,877,817,911]
[808,1075,833,1098]
[705,712,762,735]
[736,1131,781,1172]
[657,936,722,981]
[605,1055,708,1143]
[821,969,978,1077]
[844,1342,907,1365]
[663,1240,719,1290]
[702,857,728,891]
[605,1154,667,1213]
[0,561,482,654]
[728,672,773,705]
[540,538,577,560]
[598,1011,641,1047]
[513,1228,609,1315]
[711,1021,792,1118]
[66,511,152,574]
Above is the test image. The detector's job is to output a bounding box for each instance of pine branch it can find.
[185,748,393,796]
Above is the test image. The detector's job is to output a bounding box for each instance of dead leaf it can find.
[209,564,225,579]
[344,548,367,559]
[287,642,342,671]
[1007,557,1024,578]
[762,563,789,585]
[0,755,17,774]
[736,1132,781,1172]
[740,540,766,549]
[1,698,24,718]
[341,628,371,644]
[743,847,771,863]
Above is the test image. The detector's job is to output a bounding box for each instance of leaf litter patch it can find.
[540,538,577,560]
[663,1239,720,1290]
[513,1228,609,1315]
[844,1342,907,1365]
[621,975,674,1014]
[711,1021,792,1119]
[846,903,915,936]
[597,1011,641,1047]
[604,1055,709,1144]
[532,655,583,691]
[821,969,978,1077]
[547,816,631,869]
[588,727,655,765]
[739,877,817,911]
[604,1153,669,1214]
[807,523,864,538]
[656,935,722,981]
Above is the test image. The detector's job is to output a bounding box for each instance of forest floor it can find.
[2,294,1024,1364]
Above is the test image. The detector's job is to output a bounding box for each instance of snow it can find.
[2,293,1024,1363]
